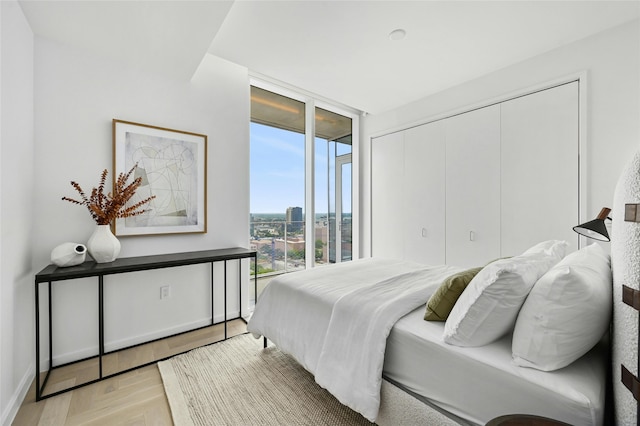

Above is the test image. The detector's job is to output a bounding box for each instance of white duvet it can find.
[247,258,460,422]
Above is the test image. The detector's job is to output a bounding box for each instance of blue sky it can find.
[250,122,328,214]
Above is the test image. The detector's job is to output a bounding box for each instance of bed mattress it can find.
[249,258,461,421]
[383,308,608,426]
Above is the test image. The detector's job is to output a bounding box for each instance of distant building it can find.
[253,238,304,254]
[286,206,303,231]
[315,223,328,263]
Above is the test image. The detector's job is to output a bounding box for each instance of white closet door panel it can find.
[371,132,405,259]
[404,122,446,265]
[501,82,579,255]
[446,105,501,268]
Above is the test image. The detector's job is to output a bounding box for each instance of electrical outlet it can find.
[160,285,171,300]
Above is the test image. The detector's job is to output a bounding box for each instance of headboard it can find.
[612,150,640,425]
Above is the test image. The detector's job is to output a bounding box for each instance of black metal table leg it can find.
[224,261,227,340]
[35,282,40,400]
[99,275,104,379]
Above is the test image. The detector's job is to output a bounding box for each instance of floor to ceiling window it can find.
[314,108,353,265]
[249,84,357,280]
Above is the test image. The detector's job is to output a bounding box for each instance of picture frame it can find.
[112,119,207,236]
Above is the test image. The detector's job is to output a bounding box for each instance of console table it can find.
[34,247,257,401]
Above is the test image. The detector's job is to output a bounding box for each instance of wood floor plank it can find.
[41,358,100,398]
[66,382,166,425]
[37,379,75,426]
[12,381,45,426]
[144,400,173,426]
[13,320,246,425]
[65,379,97,419]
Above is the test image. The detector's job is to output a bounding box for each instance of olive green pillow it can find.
[424,267,483,321]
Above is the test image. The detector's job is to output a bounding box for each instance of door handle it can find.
[469,231,475,242]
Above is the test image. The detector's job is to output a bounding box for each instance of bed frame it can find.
[378,379,464,426]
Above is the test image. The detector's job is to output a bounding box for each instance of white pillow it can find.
[521,239,569,257]
[512,243,612,371]
[443,240,568,347]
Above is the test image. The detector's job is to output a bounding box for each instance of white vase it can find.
[51,242,87,267]
[87,225,121,263]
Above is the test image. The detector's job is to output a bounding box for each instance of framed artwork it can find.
[112,119,207,236]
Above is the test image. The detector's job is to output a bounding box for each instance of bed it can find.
[247,240,612,425]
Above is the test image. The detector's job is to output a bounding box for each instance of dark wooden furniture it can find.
[34,247,257,400]
[486,414,572,426]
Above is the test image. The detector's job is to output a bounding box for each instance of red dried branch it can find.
[62,164,156,226]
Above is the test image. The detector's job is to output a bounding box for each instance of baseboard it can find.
[1,364,34,426]
[103,317,218,353]
[45,311,240,368]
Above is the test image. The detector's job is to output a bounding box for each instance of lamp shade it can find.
[573,207,611,242]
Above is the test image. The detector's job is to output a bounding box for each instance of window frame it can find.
[249,77,360,268]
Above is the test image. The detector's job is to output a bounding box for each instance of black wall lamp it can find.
[573,207,611,241]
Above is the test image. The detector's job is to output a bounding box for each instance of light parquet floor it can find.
[13,320,248,425]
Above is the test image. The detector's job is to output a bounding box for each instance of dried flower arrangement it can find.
[62,164,156,225]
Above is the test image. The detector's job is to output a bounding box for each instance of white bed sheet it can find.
[383,308,608,426]
[248,258,461,422]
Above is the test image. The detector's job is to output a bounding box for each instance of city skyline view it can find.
[250,120,353,271]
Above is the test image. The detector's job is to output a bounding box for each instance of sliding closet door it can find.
[446,105,501,268]
[371,132,404,259]
[501,82,579,255]
[403,122,446,264]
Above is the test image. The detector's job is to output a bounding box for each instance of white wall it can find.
[360,19,640,258]
[31,39,250,361]
[33,41,250,260]
[0,1,35,424]
[1,5,251,422]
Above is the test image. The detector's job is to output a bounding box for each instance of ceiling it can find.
[18,1,640,115]
[251,86,353,142]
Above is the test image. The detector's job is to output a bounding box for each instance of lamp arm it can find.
[596,208,612,221]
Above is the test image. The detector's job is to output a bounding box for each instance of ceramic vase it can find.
[51,242,87,267]
[87,225,121,263]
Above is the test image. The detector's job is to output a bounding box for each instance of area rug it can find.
[158,333,374,425]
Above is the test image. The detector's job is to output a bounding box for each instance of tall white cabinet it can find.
[371,81,579,267]
[371,131,405,260]
[445,105,501,267]
[404,123,446,264]
[371,121,446,264]
[500,82,579,255]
